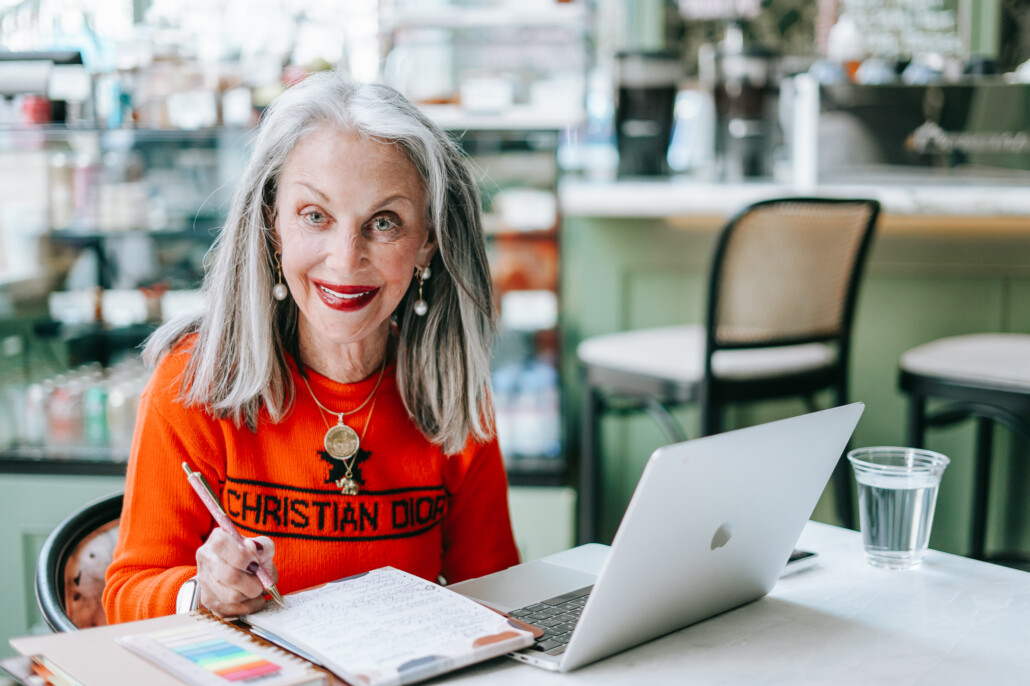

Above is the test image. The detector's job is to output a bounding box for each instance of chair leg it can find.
[643,397,688,444]
[803,395,820,413]
[826,384,856,530]
[578,385,603,545]
[907,395,927,448]
[971,417,993,560]
[833,457,855,530]
[701,397,722,437]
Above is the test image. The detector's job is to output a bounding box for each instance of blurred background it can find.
[3,0,1030,664]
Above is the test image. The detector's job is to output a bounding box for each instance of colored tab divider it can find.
[158,626,283,683]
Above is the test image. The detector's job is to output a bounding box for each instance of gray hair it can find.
[145,72,496,455]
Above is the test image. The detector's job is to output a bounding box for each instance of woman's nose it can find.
[325,230,367,272]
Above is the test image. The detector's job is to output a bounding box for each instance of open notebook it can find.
[10,568,540,686]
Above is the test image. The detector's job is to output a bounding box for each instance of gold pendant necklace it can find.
[324,420,359,461]
[301,358,386,495]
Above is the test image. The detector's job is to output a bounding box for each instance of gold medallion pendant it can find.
[302,357,388,498]
[324,420,362,495]
[324,421,359,460]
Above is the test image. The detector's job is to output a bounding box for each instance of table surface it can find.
[5,522,1027,686]
[443,521,1030,686]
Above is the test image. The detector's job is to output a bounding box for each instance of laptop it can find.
[450,403,864,672]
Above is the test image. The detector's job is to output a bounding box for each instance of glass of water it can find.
[847,447,950,570]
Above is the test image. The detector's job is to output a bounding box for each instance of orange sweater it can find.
[103,343,519,623]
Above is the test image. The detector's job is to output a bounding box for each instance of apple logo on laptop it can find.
[710,522,733,550]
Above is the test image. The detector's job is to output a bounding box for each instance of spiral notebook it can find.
[10,568,540,686]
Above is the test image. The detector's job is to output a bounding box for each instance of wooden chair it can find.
[577,197,880,542]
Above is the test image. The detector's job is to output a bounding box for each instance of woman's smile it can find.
[312,280,381,312]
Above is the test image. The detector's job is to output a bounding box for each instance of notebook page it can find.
[244,567,535,686]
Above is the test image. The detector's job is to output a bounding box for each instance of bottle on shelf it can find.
[47,373,85,447]
[6,359,149,458]
[24,380,52,446]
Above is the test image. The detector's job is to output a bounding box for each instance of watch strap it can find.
[175,576,200,614]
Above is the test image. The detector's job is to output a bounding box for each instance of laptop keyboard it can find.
[508,585,593,656]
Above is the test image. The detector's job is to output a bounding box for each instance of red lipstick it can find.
[312,280,380,312]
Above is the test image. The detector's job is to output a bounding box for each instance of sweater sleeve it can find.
[103,348,225,622]
[439,436,520,584]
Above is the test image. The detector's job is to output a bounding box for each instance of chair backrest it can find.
[706,197,880,355]
[35,492,124,632]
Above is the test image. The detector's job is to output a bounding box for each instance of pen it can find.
[181,461,285,607]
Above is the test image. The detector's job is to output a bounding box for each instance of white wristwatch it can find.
[175,576,200,614]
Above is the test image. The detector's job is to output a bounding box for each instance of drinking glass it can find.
[847,447,950,570]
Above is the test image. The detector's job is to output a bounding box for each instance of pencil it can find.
[181,462,285,607]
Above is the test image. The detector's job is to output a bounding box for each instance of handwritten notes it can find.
[244,568,535,686]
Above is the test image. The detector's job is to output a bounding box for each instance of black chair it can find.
[577,197,880,543]
[900,333,1030,562]
[36,492,123,632]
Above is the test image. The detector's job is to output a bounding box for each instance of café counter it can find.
[558,177,1030,555]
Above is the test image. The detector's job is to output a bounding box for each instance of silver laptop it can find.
[450,403,864,672]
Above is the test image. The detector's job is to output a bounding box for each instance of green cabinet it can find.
[0,473,124,660]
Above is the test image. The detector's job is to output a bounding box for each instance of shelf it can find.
[33,321,157,365]
[0,269,47,290]
[45,224,220,242]
[485,227,559,240]
[381,4,590,32]
[505,457,568,487]
[0,125,250,156]
[0,445,129,476]
[0,125,247,141]
[421,104,585,132]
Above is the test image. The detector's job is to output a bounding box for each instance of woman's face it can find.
[275,126,435,364]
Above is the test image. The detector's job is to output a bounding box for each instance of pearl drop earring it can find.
[272,252,289,301]
[413,265,430,316]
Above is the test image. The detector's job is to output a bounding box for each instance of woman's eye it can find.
[372,216,396,232]
[303,209,327,225]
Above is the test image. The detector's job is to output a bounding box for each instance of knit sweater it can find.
[103,342,519,623]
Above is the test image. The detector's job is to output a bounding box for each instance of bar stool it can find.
[899,333,1030,561]
[577,198,880,543]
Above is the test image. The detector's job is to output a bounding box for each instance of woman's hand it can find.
[195,530,278,616]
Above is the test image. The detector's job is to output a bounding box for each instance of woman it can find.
[103,72,520,622]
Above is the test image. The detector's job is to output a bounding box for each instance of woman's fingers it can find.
[244,535,279,586]
[195,528,271,616]
[203,576,268,617]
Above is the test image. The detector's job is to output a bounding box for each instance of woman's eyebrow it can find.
[371,194,415,212]
[295,181,330,201]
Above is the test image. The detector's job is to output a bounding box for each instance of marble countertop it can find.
[444,521,1030,685]
[560,178,1030,219]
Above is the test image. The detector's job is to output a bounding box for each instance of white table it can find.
[446,521,1030,685]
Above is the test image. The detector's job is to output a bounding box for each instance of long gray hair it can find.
[145,72,496,454]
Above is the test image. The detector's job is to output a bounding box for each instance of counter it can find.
[558,178,1030,556]
[561,178,1030,223]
